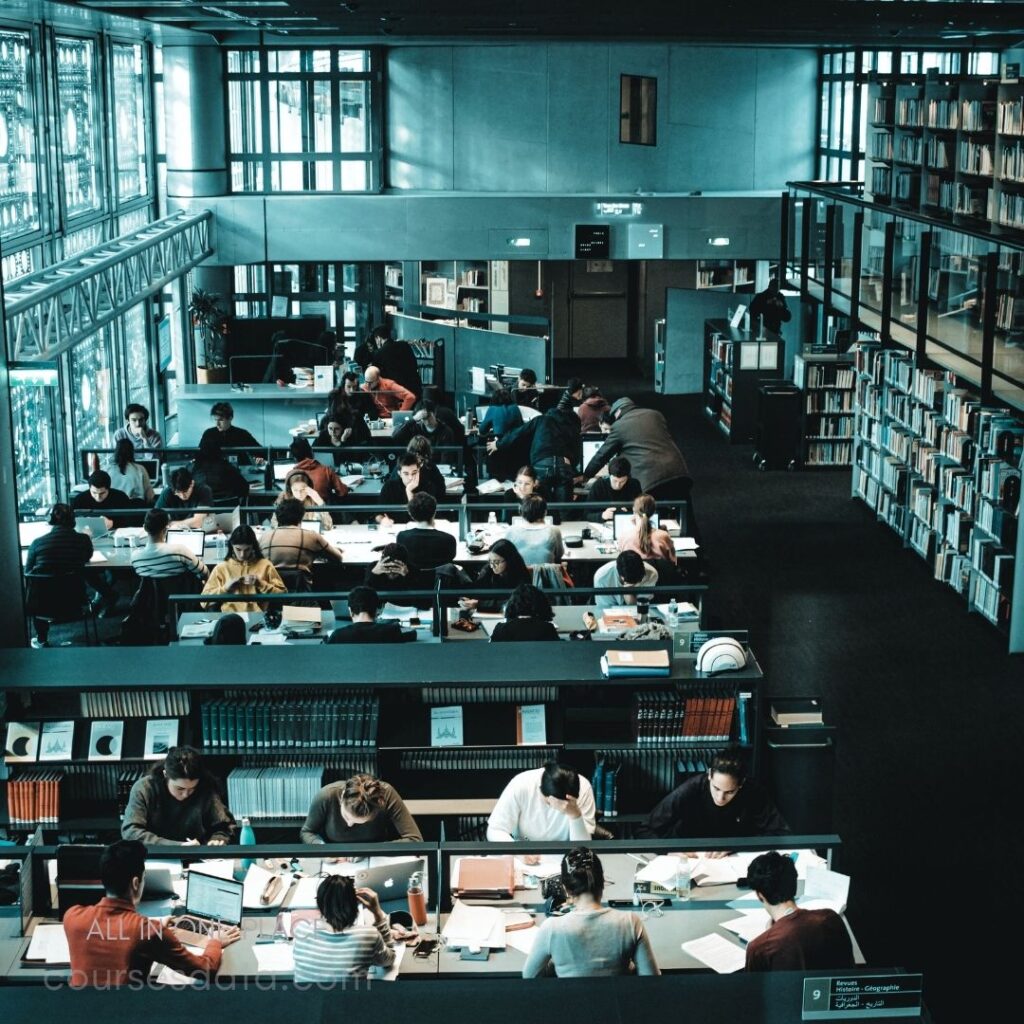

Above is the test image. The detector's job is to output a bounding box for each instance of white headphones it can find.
[695,636,747,674]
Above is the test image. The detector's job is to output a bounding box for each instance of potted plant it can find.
[189,287,229,384]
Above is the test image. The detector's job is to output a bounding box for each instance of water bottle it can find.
[234,816,256,880]
[667,598,679,629]
[407,870,428,927]
[675,858,691,902]
[487,510,497,527]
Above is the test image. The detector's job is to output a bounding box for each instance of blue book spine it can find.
[736,692,750,745]
[592,757,605,814]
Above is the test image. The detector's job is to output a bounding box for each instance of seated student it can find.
[459,538,530,613]
[71,469,134,530]
[636,747,790,842]
[478,387,523,438]
[364,542,425,599]
[106,438,156,504]
[587,455,643,523]
[338,370,379,423]
[617,494,677,565]
[113,402,163,451]
[487,761,596,842]
[745,851,854,972]
[293,874,396,983]
[261,497,343,583]
[202,525,287,613]
[491,583,561,643]
[271,469,333,532]
[513,367,540,409]
[577,385,611,433]
[25,502,94,647]
[523,848,660,979]
[315,419,362,466]
[593,550,658,611]
[391,399,455,448]
[405,435,448,501]
[189,435,249,505]
[301,773,422,844]
[505,494,564,566]
[130,509,209,582]
[326,585,416,644]
[504,464,543,505]
[64,839,238,988]
[287,436,350,505]
[362,365,416,417]
[319,387,372,443]
[396,492,457,571]
[122,746,236,846]
[156,468,214,530]
[199,400,261,453]
[378,452,429,524]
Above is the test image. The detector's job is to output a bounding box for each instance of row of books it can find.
[992,191,1024,230]
[199,695,379,750]
[871,131,893,161]
[5,770,62,823]
[972,573,1012,627]
[805,441,853,466]
[419,686,558,705]
[999,139,1024,183]
[79,690,190,718]
[802,365,856,390]
[592,758,621,816]
[960,140,994,176]
[806,392,854,415]
[926,136,951,169]
[895,134,921,164]
[593,748,727,810]
[226,766,323,820]
[926,98,959,130]
[399,747,559,771]
[998,98,1024,137]
[961,99,996,133]
[630,692,736,744]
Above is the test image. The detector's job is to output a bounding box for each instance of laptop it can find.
[177,869,244,928]
[18,520,50,547]
[391,410,413,430]
[214,507,241,534]
[300,519,323,534]
[136,457,161,486]
[273,460,296,483]
[582,439,604,468]
[353,858,426,900]
[176,529,207,557]
[613,511,658,540]
[75,516,111,540]
[142,866,177,900]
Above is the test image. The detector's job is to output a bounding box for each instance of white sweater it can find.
[486,768,596,842]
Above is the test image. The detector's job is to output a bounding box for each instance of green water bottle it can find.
[235,816,256,879]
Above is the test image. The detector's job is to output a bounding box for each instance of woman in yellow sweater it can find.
[202,525,286,612]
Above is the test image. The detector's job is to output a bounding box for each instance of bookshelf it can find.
[419,260,492,327]
[680,259,758,293]
[1,645,766,837]
[703,319,785,444]
[384,261,405,315]
[852,342,1024,649]
[793,349,856,468]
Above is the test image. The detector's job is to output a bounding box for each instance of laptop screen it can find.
[136,458,160,484]
[300,519,323,533]
[613,511,658,540]
[273,461,296,483]
[391,411,412,429]
[185,871,244,925]
[177,530,207,557]
[582,440,603,467]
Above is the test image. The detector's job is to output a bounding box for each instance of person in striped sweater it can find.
[130,509,209,582]
[293,874,396,983]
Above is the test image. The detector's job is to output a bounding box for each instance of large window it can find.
[819,48,1000,184]
[111,42,149,203]
[0,28,40,242]
[56,35,102,219]
[227,47,379,193]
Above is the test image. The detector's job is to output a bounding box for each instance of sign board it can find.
[802,974,923,1020]
[687,629,750,655]
[575,224,610,259]
[627,223,664,258]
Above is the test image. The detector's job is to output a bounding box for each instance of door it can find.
[568,260,629,359]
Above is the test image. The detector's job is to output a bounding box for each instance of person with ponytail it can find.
[616,493,676,565]
[522,847,660,978]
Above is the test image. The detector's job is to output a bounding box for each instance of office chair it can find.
[24,569,99,646]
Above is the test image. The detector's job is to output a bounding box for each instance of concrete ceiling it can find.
[57,1,1024,47]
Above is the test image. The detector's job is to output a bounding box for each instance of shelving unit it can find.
[419,260,493,327]
[1,646,765,837]
[680,259,758,292]
[852,342,1023,648]
[384,261,404,315]
[703,319,785,444]
[793,348,856,468]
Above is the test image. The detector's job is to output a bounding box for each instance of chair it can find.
[530,563,574,605]
[24,570,99,646]
[121,573,200,646]
[277,568,312,594]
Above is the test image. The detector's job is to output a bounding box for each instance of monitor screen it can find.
[136,458,160,484]
[301,519,323,534]
[273,461,296,483]
[176,530,207,557]
[18,521,50,547]
[582,440,603,467]
[185,871,244,926]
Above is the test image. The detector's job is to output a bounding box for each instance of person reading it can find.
[744,851,854,971]
[587,455,642,522]
[301,773,422,844]
[64,839,239,988]
[201,524,286,613]
[156,468,213,530]
[522,848,659,978]
[396,491,457,571]
[326,585,416,644]
[592,550,658,610]
[121,746,236,846]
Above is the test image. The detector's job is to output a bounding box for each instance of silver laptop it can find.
[75,516,111,540]
[300,519,323,534]
[177,529,207,557]
[181,870,244,927]
[391,411,413,430]
[582,440,604,467]
[214,508,241,534]
[136,458,161,485]
[273,461,296,483]
[353,858,426,900]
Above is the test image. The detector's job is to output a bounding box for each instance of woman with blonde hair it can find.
[271,469,333,531]
[617,493,676,565]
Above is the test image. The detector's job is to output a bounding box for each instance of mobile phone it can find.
[413,938,438,958]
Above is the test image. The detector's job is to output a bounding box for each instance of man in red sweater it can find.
[63,839,240,988]
[362,365,415,416]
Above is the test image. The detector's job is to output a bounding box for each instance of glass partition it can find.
[889,216,920,330]
[832,199,857,299]
[10,368,60,514]
[111,42,149,203]
[859,207,887,314]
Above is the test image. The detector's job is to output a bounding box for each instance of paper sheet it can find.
[253,941,295,973]
[89,550,107,563]
[690,851,758,886]
[803,865,849,911]
[504,925,539,956]
[720,910,770,942]
[635,855,683,887]
[441,900,506,950]
[24,923,70,964]
[289,875,322,909]
[514,856,562,881]
[681,933,746,973]
[369,941,406,981]
[154,963,203,986]
[189,859,235,880]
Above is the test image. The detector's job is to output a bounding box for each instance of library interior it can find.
[3,2,1024,1022]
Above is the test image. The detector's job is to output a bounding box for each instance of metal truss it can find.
[3,209,212,363]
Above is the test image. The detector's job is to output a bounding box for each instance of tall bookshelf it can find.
[384,261,405,315]
[852,342,1024,649]
[793,349,856,468]
[419,260,492,327]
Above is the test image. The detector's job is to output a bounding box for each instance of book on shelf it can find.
[88,720,124,761]
[38,721,75,763]
[515,704,547,746]
[4,721,40,763]
[600,649,671,678]
[430,706,464,747]
[143,719,179,760]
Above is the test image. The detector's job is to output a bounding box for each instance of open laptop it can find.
[176,529,207,557]
[273,460,296,483]
[391,410,413,430]
[75,516,111,540]
[136,457,161,487]
[175,869,244,928]
[613,511,658,540]
[300,519,323,534]
[353,858,426,901]
[582,439,604,468]
[214,507,241,534]
[18,520,50,547]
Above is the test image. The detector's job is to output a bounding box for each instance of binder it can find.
[600,649,671,678]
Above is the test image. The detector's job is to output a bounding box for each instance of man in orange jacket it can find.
[362,365,416,416]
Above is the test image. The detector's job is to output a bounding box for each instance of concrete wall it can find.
[387,43,818,193]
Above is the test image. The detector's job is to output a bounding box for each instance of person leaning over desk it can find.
[121,746,236,846]
[636,747,790,849]
[504,494,564,566]
[202,524,286,613]
[458,538,530,613]
[744,851,853,972]
[155,467,213,530]
[326,584,416,644]
[487,761,595,843]
[288,435,350,505]
[301,773,422,844]
[522,848,660,979]
[586,455,643,523]
[71,469,134,530]
[271,469,334,532]
[293,874,396,984]
[64,839,239,989]
[617,493,677,566]
[262,496,344,582]
[396,491,457,571]
[130,508,209,582]
[490,582,561,643]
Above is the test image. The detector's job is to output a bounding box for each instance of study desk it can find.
[176,384,329,447]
